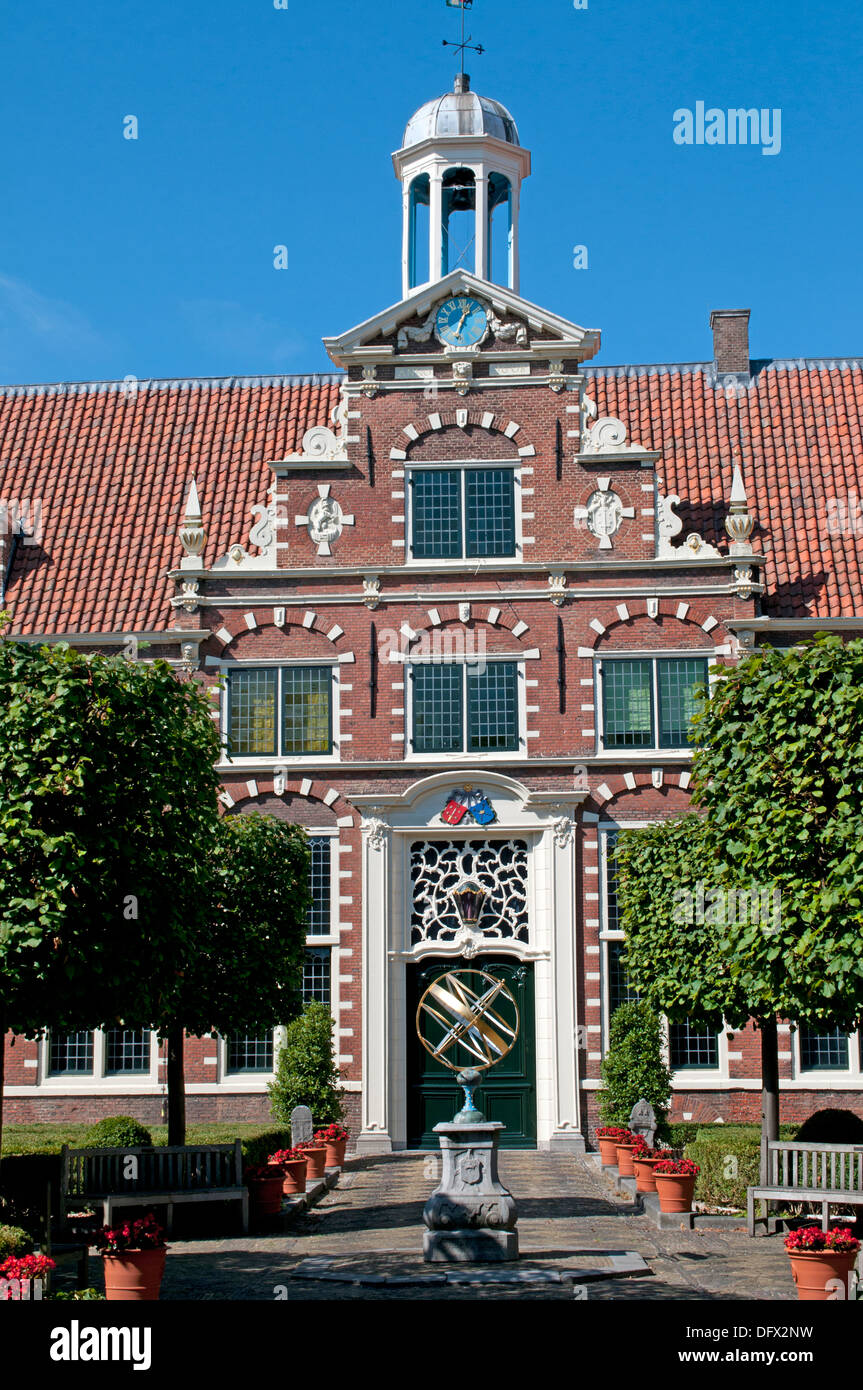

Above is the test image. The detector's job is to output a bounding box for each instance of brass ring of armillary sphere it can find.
[415,968,520,1073]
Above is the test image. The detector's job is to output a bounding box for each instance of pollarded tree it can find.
[0,630,222,1161]
[616,634,863,1168]
[158,812,312,1145]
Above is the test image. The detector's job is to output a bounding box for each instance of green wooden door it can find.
[407,956,536,1148]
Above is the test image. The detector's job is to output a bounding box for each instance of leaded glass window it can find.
[227,667,332,758]
[307,836,332,936]
[800,1027,849,1071]
[412,664,463,752]
[104,1028,151,1075]
[669,1019,720,1069]
[658,658,708,748]
[602,657,708,749]
[303,947,332,1006]
[226,1035,274,1073]
[466,469,516,557]
[229,669,277,756]
[607,941,640,1016]
[49,1031,94,1075]
[282,667,331,755]
[602,660,653,748]
[409,468,517,560]
[410,470,461,559]
[412,662,519,753]
[467,663,519,751]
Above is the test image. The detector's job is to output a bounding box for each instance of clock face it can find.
[435,296,488,347]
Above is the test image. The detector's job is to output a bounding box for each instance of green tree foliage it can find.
[692,634,863,1027]
[598,1000,672,1128]
[0,632,222,1161]
[160,813,312,1142]
[615,635,863,1158]
[268,1002,345,1126]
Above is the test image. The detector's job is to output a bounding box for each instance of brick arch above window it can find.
[389,412,536,464]
[576,601,730,659]
[219,777,354,826]
[589,768,694,813]
[210,608,352,657]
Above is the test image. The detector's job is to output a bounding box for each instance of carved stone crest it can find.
[295,484,355,557]
[574,477,635,551]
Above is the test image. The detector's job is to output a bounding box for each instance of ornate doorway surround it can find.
[351,771,585,1153]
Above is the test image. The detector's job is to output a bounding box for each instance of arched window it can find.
[442,167,476,274]
[488,173,513,287]
[408,174,430,290]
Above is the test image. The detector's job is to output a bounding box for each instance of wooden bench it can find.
[748,1141,863,1235]
[60,1141,249,1236]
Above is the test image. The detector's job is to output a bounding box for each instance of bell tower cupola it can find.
[393,72,531,299]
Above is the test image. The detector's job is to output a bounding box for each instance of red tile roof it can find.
[1,359,861,634]
[587,359,863,619]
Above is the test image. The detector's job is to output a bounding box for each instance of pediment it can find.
[323,271,600,366]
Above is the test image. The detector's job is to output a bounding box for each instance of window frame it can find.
[405,459,524,567]
[597,652,711,754]
[219,660,340,767]
[405,654,527,761]
[598,819,728,1080]
[794,1025,861,1077]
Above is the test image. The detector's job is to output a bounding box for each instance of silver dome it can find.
[402,76,520,149]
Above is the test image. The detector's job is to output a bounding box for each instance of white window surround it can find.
[216,660,342,769]
[34,1030,159,1092]
[404,656,529,764]
[790,1024,863,1083]
[405,459,525,567]
[595,650,715,756]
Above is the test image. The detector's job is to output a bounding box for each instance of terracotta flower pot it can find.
[597,1136,620,1165]
[788,1249,859,1301]
[279,1159,308,1195]
[248,1171,286,1216]
[102,1248,166,1302]
[323,1138,347,1167]
[615,1143,640,1178]
[633,1156,662,1193]
[654,1173,697,1213]
[302,1146,327,1182]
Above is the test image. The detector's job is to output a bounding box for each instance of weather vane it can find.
[442,0,484,78]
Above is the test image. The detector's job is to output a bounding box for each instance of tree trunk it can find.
[166,1023,186,1147]
[759,1015,780,1184]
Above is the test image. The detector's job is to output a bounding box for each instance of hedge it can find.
[1,1123,296,1159]
[684,1124,798,1209]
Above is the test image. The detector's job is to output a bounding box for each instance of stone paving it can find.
[157,1151,797,1302]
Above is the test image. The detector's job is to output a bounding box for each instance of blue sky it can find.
[0,0,860,384]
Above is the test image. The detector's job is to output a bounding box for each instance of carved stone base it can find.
[424,1229,519,1262]
[423,1121,518,1264]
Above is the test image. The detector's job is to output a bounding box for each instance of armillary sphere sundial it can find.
[416,968,519,1124]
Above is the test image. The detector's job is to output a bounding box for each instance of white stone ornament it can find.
[295,484,355,556]
[574,477,635,550]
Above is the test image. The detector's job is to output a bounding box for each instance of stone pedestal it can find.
[423,1121,518,1263]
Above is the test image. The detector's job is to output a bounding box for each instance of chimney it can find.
[710,309,751,383]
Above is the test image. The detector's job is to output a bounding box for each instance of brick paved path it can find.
[159,1151,796,1301]
[154,1145,794,1295]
